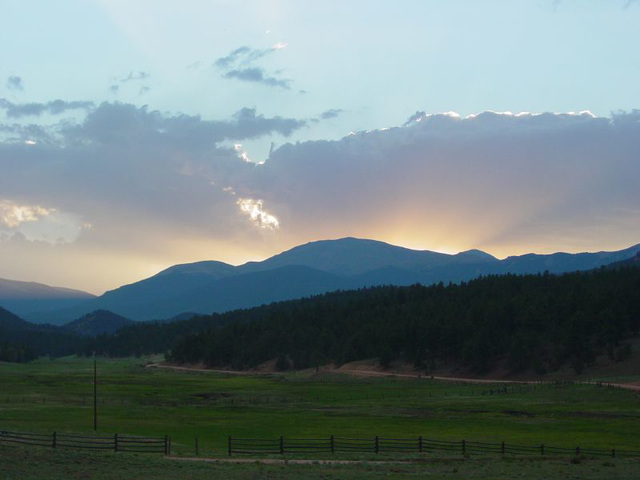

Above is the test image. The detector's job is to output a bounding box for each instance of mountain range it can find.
[2,237,639,325]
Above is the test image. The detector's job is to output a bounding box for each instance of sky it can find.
[1,0,639,294]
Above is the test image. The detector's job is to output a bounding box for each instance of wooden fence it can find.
[0,429,169,454]
[228,435,640,458]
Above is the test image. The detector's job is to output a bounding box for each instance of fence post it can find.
[52,431,57,449]
[462,439,466,455]
[114,433,118,452]
[612,448,615,458]
[279,436,284,455]
[195,436,199,456]
[228,436,232,456]
[418,436,423,453]
[164,435,169,455]
[540,444,544,456]
[576,446,580,456]
[330,435,335,454]
[501,441,505,455]
[375,436,379,454]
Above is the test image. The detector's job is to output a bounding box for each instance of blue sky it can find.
[1,0,639,293]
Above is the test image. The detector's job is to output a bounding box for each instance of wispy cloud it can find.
[6,76,24,92]
[223,68,291,90]
[319,109,344,120]
[119,71,150,83]
[0,99,95,118]
[214,44,292,89]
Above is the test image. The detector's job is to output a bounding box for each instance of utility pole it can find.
[93,353,98,431]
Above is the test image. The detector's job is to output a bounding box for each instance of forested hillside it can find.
[0,307,80,362]
[166,268,640,374]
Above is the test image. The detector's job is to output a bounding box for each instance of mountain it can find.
[64,310,135,337]
[18,238,640,324]
[0,277,95,319]
[243,237,496,275]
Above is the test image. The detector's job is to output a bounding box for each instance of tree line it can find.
[3,267,639,374]
[166,268,640,374]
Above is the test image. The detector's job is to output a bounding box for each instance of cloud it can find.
[319,109,344,120]
[6,76,24,91]
[214,45,292,89]
[2,103,639,292]
[0,200,53,228]
[403,111,426,125]
[0,99,94,118]
[223,68,291,90]
[237,198,280,230]
[244,110,640,256]
[214,46,255,68]
[0,199,83,244]
[0,101,306,269]
[109,85,119,95]
[119,71,150,83]
[139,86,151,96]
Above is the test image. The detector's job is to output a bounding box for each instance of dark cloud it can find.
[0,101,308,270]
[0,99,94,118]
[109,85,119,95]
[60,102,305,149]
[139,86,151,96]
[6,76,24,91]
[223,68,291,89]
[2,106,638,292]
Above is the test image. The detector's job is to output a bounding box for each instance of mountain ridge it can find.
[13,237,640,324]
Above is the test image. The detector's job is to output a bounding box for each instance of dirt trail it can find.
[168,456,415,465]
[147,363,254,375]
[147,363,640,392]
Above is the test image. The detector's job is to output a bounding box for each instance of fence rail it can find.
[228,435,640,458]
[0,429,169,454]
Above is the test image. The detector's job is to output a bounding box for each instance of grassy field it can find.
[1,356,639,460]
[2,444,640,480]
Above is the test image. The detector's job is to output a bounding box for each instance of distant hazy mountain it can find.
[18,237,640,324]
[0,277,94,320]
[64,310,134,337]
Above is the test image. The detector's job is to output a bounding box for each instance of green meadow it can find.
[1,356,639,459]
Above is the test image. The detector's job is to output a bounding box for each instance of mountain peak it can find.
[252,237,451,276]
[457,249,498,261]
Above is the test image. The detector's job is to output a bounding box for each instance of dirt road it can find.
[147,363,640,392]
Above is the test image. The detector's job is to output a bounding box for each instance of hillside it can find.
[164,267,640,375]
[0,307,81,362]
[64,310,134,337]
[607,252,640,269]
